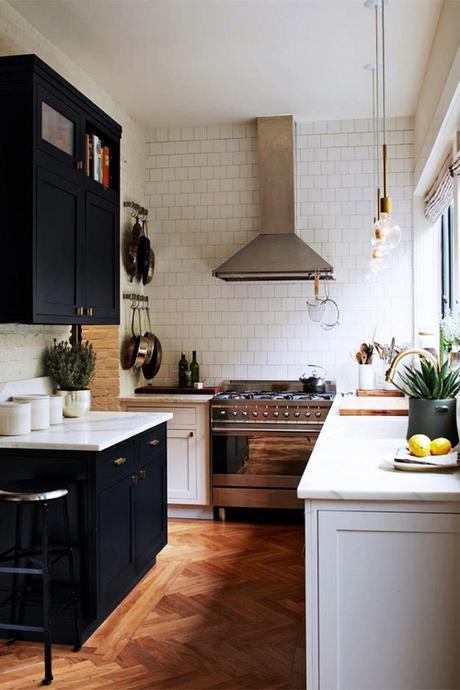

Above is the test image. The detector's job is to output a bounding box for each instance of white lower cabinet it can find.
[306,503,460,690]
[167,428,198,502]
[120,400,210,506]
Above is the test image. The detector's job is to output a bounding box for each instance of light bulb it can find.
[371,213,401,250]
[371,243,389,261]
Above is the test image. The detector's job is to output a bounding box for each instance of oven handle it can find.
[211,426,321,434]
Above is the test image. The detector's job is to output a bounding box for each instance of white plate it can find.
[393,459,459,472]
[382,448,459,472]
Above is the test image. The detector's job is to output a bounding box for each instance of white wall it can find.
[145,117,414,393]
[414,0,460,187]
[0,1,146,387]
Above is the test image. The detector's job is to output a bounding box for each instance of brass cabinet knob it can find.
[149,439,160,447]
[131,473,138,486]
[113,457,126,466]
[75,306,83,316]
[140,468,147,480]
[84,307,93,316]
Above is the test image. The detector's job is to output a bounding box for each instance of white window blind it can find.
[424,148,460,224]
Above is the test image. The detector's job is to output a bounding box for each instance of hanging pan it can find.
[142,335,163,381]
[142,220,155,285]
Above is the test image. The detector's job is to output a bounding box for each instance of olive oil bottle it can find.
[178,352,188,387]
[190,351,200,385]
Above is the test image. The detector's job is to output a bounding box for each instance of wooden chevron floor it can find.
[0,518,305,690]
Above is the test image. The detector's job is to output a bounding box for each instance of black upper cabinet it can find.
[0,55,122,325]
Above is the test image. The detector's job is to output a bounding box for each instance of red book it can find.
[103,146,110,187]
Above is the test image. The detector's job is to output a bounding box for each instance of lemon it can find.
[408,434,431,457]
[430,438,452,456]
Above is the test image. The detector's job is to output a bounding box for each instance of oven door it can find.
[212,428,318,489]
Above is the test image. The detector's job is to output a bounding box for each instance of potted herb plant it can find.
[386,351,460,446]
[44,340,96,417]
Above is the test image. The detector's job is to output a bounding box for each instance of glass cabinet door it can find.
[41,101,75,156]
[37,83,82,167]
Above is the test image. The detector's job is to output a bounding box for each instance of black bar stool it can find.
[0,480,81,686]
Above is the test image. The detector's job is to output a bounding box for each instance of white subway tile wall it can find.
[145,117,413,393]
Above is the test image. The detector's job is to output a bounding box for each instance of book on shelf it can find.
[92,134,102,183]
[85,132,112,188]
[102,146,110,187]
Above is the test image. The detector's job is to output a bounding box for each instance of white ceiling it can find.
[10,0,442,127]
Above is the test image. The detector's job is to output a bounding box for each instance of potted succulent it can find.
[44,340,96,417]
[386,351,460,446]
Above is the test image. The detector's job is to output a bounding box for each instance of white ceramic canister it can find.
[0,402,32,435]
[358,364,375,391]
[49,395,64,425]
[12,395,50,430]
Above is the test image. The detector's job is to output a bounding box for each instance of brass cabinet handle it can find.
[140,468,147,480]
[114,457,126,466]
[131,473,138,485]
[75,306,84,316]
[85,307,93,316]
[76,159,83,171]
[149,439,160,447]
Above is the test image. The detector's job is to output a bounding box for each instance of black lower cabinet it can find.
[136,456,167,575]
[98,474,136,617]
[0,423,167,644]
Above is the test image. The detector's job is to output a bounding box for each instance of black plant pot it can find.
[407,398,459,446]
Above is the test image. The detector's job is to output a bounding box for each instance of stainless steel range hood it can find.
[213,115,333,282]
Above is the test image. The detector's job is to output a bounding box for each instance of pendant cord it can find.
[374,5,380,203]
[381,0,386,147]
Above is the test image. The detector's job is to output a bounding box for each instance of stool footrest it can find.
[0,622,44,633]
[0,566,43,575]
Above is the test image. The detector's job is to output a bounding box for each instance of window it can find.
[441,203,454,316]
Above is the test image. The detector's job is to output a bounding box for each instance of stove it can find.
[211,380,335,517]
[211,380,335,430]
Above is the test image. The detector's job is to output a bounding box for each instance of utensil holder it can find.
[358,364,374,391]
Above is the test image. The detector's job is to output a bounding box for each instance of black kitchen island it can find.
[0,411,171,644]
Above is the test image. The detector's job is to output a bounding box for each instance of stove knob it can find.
[305,411,311,418]
[263,410,269,417]
[294,410,300,418]
[242,410,248,417]
[219,410,227,417]
[273,410,279,418]
[252,410,258,417]
[315,411,322,418]
[284,410,290,418]
[232,410,238,416]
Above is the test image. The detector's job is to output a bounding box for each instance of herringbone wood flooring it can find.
[0,519,305,690]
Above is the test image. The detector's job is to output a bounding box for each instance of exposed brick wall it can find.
[82,325,120,411]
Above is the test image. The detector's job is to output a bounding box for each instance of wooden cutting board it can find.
[356,389,403,397]
[339,397,408,416]
[134,385,221,395]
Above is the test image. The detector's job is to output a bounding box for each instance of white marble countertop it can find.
[120,394,214,404]
[297,397,460,502]
[0,411,173,452]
